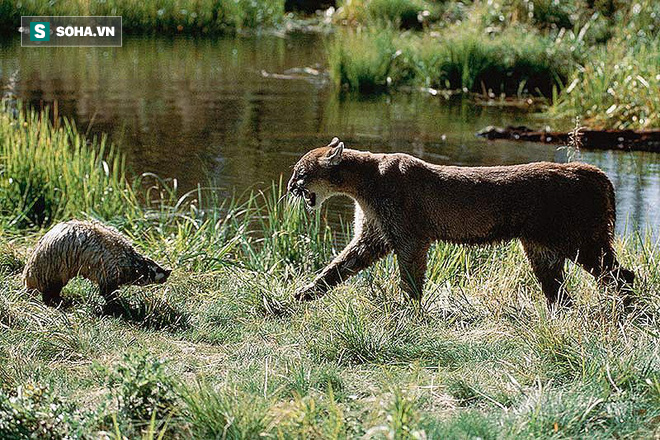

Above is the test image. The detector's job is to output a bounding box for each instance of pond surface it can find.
[0,34,658,235]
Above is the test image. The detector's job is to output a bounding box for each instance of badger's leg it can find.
[294,222,391,301]
[574,241,635,306]
[395,242,430,303]
[522,242,569,307]
[42,281,64,307]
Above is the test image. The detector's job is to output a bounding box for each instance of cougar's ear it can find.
[325,142,344,166]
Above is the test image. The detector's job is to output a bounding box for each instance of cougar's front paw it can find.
[294,283,323,301]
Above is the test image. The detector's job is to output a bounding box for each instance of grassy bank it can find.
[0,0,285,35]
[328,0,660,129]
[3,231,659,438]
[1,106,660,437]
[327,25,574,95]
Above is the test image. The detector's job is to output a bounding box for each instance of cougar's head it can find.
[287,137,345,210]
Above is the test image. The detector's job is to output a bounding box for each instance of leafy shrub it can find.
[102,353,179,421]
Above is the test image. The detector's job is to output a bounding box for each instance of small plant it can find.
[181,383,270,439]
[0,384,90,439]
[365,389,425,439]
[558,117,584,162]
[102,353,179,422]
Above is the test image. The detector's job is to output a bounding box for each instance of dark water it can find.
[0,34,658,234]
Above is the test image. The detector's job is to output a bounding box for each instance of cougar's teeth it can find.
[304,192,316,207]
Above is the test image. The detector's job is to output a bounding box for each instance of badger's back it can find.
[23,220,141,291]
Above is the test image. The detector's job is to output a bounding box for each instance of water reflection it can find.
[0,34,657,234]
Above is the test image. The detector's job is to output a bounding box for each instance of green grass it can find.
[552,40,660,129]
[335,0,441,29]
[0,104,137,228]
[0,0,285,35]
[327,0,660,129]
[1,226,659,437]
[0,104,659,437]
[328,24,573,96]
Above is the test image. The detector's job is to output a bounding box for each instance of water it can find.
[1,34,658,234]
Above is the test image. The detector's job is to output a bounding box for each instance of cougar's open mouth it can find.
[303,190,316,208]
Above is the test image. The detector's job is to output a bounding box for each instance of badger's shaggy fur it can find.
[23,220,171,306]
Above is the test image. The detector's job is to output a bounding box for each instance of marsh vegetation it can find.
[329,0,660,129]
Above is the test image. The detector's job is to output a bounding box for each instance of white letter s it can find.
[34,24,45,39]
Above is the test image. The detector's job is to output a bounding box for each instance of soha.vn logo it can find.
[30,22,50,41]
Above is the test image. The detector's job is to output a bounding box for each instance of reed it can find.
[0,104,137,228]
[328,24,572,96]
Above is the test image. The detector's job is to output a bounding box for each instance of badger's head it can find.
[134,257,172,286]
[287,137,345,210]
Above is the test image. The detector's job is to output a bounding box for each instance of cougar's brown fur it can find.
[288,138,634,307]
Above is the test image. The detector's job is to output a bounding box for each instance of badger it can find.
[23,220,171,306]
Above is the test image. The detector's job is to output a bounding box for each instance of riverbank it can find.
[1,106,660,437]
[328,0,660,130]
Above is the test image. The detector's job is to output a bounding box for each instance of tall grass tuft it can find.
[0,105,137,228]
[327,27,402,92]
[181,384,270,438]
[241,178,337,274]
[552,35,660,129]
[328,24,573,96]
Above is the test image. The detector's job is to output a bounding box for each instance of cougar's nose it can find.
[287,175,296,194]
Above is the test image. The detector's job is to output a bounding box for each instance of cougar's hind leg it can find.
[522,241,569,308]
[575,240,635,306]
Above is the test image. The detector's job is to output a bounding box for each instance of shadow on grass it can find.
[98,293,190,332]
